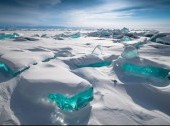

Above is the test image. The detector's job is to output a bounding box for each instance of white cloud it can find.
[17,0,61,7]
[61,1,135,27]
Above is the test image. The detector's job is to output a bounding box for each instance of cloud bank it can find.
[0,0,170,29]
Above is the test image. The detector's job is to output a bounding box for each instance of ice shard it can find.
[135,42,144,49]
[13,33,20,37]
[122,36,131,42]
[48,87,93,111]
[121,27,129,34]
[71,32,81,38]
[99,30,111,38]
[41,34,49,38]
[92,45,102,55]
[0,62,28,77]
[0,33,19,40]
[0,63,9,72]
[121,46,138,59]
[0,63,13,76]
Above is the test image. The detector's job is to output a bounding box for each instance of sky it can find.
[0,0,170,29]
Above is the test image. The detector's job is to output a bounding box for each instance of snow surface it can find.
[0,29,170,125]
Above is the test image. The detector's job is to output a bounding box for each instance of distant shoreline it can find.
[0,26,169,33]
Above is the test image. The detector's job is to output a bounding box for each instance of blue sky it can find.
[0,0,170,29]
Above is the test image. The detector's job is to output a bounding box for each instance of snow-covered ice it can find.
[0,29,170,125]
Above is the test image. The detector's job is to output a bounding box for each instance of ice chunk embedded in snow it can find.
[144,30,159,37]
[0,63,13,76]
[121,46,139,59]
[150,33,169,42]
[123,63,170,79]
[71,32,81,38]
[0,33,19,40]
[122,36,131,42]
[48,87,93,111]
[0,63,9,72]
[87,29,112,38]
[62,54,110,69]
[121,27,129,34]
[41,34,49,38]
[17,61,93,111]
[114,46,170,82]
[124,33,139,39]
[0,51,54,74]
[156,35,170,45]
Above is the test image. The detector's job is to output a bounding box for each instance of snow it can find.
[0,29,170,125]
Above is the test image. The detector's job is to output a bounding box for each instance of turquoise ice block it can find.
[123,63,170,79]
[0,33,19,40]
[48,87,93,111]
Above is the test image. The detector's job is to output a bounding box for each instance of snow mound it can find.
[156,35,170,45]
[62,54,107,69]
[0,51,55,74]
[150,33,170,43]
[17,60,92,105]
[144,30,159,37]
